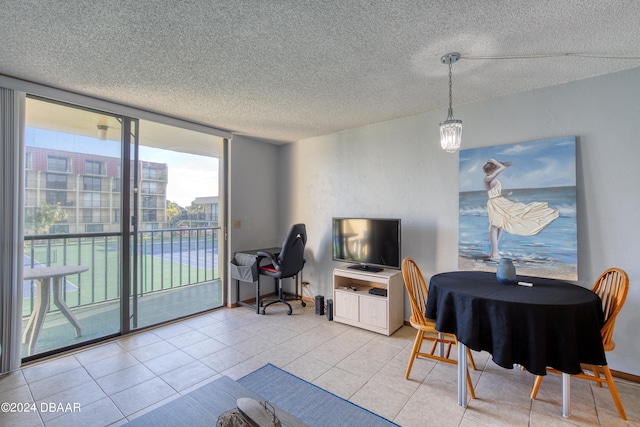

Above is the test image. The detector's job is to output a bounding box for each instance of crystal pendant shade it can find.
[439,117,462,153]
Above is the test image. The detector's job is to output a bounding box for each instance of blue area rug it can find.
[126,375,306,427]
[126,364,398,427]
[238,363,399,427]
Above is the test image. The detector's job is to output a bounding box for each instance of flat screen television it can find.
[332,218,401,272]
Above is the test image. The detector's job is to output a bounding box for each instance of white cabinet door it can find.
[334,291,359,321]
[359,296,387,329]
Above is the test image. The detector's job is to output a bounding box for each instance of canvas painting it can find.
[458,136,577,280]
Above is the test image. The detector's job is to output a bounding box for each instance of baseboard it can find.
[610,369,640,383]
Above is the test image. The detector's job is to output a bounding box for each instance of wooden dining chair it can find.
[401,257,476,399]
[530,267,629,420]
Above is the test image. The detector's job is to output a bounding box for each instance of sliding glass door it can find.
[129,120,224,329]
[23,97,124,357]
[22,97,224,359]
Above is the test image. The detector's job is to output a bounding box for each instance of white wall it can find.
[227,135,280,303]
[277,67,640,376]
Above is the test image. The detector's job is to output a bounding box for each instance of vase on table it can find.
[496,258,516,284]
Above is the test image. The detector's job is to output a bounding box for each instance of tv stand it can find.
[332,266,404,336]
[347,264,383,273]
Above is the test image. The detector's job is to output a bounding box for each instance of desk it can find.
[232,247,281,314]
[22,265,88,355]
[426,271,605,417]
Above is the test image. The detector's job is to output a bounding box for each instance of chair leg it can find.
[261,298,293,314]
[530,367,626,420]
[531,375,544,399]
[591,365,602,387]
[466,348,477,371]
[602,365,627,420]
[261,278,293,315]
[465,366,476,400]
[405,330,424,379]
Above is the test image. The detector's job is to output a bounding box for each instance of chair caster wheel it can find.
[287,308,292,315]
[301,301,306,307]
[261,309,266,315]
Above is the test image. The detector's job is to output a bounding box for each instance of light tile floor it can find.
[1,304,639,426]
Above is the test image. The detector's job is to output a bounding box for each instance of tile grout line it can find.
[6,307,636,426]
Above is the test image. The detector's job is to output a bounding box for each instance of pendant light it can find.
[97,125,108,141]
[439,52,462,153]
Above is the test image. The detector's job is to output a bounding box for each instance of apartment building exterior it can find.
[24,146,168,234]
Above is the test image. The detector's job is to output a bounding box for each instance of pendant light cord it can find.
[447,62,454,120]
[448,62,453,109]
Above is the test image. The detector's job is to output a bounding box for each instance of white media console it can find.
[332,266,404,336]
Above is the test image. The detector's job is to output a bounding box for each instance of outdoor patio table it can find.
[22,265,88,355]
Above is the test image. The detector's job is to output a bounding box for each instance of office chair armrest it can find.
[256,250,278,258]
[256,250,281,269]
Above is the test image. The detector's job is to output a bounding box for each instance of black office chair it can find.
[257,223,307,315]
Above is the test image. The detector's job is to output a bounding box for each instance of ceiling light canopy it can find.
[439,52,462,153]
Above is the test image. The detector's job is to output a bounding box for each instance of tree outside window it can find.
[26,203,68,234]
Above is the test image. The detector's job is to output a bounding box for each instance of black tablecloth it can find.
[425,271,606,375]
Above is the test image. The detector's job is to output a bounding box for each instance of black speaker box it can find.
[315,295,325,315]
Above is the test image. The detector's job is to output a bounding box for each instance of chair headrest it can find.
[281,223,307,249]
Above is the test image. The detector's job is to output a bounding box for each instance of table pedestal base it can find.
[22,277,83,355]
[562,373,571,418]
[455,343,572,417]
[457,342,468,407]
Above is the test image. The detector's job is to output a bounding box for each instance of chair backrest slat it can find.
[401,257,429,327]
[592,268,629,351]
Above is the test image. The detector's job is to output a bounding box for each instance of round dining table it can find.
[426,270,605,417]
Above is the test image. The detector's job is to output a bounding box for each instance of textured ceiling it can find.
[2,1,640,144]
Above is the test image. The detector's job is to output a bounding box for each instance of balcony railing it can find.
[23,227,220,318]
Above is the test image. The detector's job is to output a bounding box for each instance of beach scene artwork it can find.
[458,136,577,280]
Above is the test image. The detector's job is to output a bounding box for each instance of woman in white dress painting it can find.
[483,159,559,259]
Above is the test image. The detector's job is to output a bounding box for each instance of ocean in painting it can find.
[458,185,577,280]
